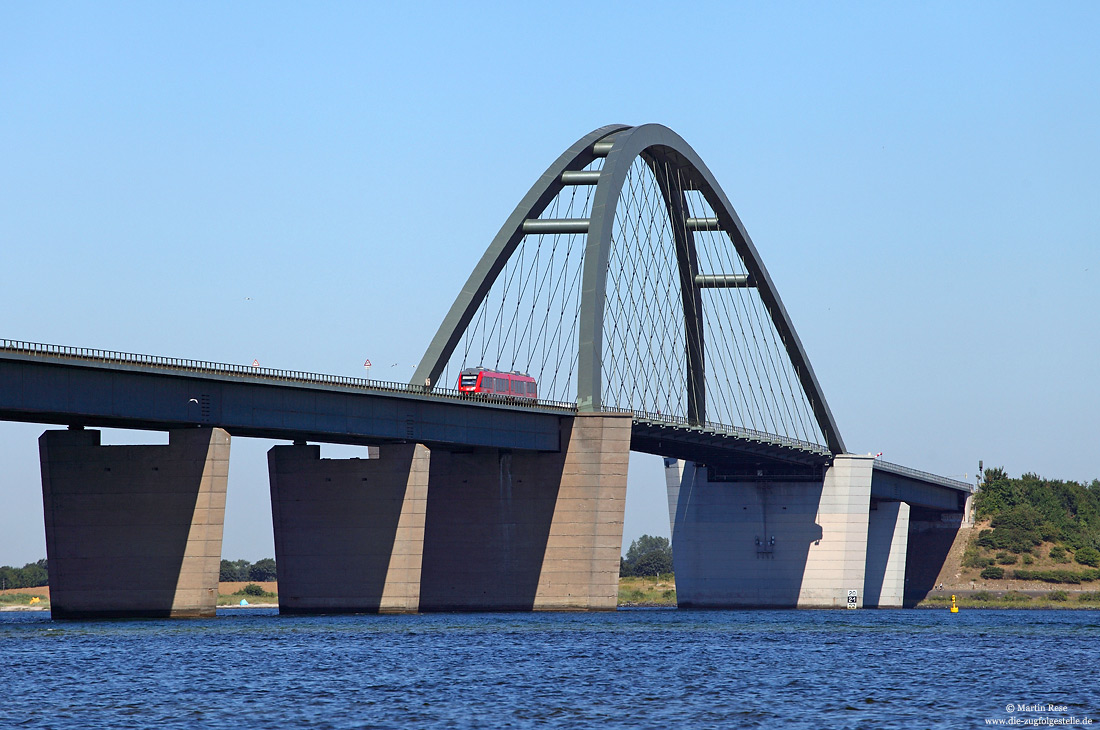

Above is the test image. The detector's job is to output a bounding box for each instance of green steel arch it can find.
[413,124,846,455]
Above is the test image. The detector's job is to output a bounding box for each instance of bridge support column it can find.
[797,455,874,607]
[39,428,229,618]
[419,413,631,611]
[267,443,428,613]
[669,454,876,608]
[863,500,910,608]
[663,457,686,540]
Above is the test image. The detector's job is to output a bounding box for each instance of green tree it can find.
[989,504,1044,553]
[0,560,48,588]
[249,558,278,582]
[974,467,1016,518]
[20,559,48,587]
[220,559,251,582]
[622,535,673,577]
[974,470,1100,552]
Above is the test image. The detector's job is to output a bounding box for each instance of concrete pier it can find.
[863,500,910,608]
[265,413,630,613]
[268,443,428,613]
[798,455,875,607]
[39,428,229,618]
[419,413,631,611]
[667,454,881,608]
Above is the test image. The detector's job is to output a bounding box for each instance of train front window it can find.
[460,374,477,387]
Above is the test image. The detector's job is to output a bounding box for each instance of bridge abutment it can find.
[39,427,229,618]
[267,443,428,613]
[904,513,968,606]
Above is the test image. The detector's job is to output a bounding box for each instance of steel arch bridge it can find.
[414,124,844,471]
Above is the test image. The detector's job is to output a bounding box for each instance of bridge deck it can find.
[0,340,569,451]
[871,459,973,511]
[0,340,837,466]
[1,340,974,511]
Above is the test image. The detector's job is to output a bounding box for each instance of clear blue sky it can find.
[2,2,1097,565]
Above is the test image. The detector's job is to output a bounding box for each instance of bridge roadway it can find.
[0,340,970,511]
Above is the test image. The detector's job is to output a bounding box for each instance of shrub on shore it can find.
[1075,547,1100,568]
[232,583,276,598]
[1012,568,1100,584]
[963,550,993,569]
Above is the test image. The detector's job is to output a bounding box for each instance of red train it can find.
[457,367,538,399]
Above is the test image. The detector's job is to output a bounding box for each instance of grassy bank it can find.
[916,590,1100,609]
[0,591,49,608]
[217,582,278,606]
[7,579,1099,611]
[617,575,676,606]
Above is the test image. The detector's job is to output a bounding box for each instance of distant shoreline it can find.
[4,579,1099,612]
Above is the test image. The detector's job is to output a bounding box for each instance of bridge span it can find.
[1,124,973,618]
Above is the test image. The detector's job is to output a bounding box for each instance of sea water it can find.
[1,608,1097,729]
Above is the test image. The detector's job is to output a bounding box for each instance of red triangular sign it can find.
[251,359,260,367]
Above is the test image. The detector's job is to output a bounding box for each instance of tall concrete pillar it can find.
[268,443,428,613]
[39,428,229,618]
[863,500,910,608]
[663,457,686,540]
[797,454,875,607]
[962,490,976,526]
[419,412,631,611]
[669,454,876,608]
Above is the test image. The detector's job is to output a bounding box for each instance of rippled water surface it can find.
[2,608,1098,729]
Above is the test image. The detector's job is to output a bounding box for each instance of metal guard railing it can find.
[873,458,974,492]
[606,406,831,455]
[0,339,578,412]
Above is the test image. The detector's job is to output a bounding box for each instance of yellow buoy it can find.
[950,594,959,613]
